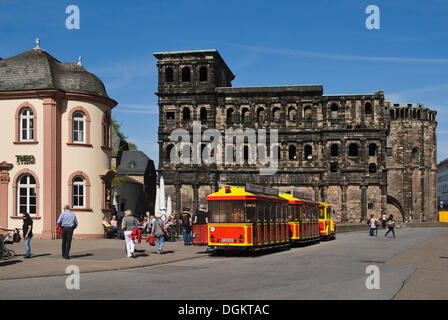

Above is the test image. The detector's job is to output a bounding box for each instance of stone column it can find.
[313,186,320,202]
[341,184,348,223]
[380,184,387,216]
[360,184,368,222]
[321,185,328,203]
[0,162,13,229]
[193,184,199,213]
[175,184,181,216]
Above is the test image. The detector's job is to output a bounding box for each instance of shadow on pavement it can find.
[69,253,94,259]
[0,260,22,267]
[27,253,52,258]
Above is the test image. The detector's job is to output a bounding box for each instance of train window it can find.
[209,200,219,223]
[296,205,301,221]
[288,205,294,221]
[257,202,265,222]
[245,201,257,222]
[328,206,332,219]
[319,207,325,219]
[212,200,245,223]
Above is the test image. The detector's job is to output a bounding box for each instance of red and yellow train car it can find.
[318,202,336,240]
[279,193,320,244]
[207,184,290,252]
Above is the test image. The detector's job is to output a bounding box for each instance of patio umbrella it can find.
[167,195,172,217]
[154,187,160,217]
[159,176,167,220]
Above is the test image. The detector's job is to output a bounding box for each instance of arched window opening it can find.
[273,107,281,122]
[199,66,208,82]
[369,163,377,173]
[304,106,312,120]
[72,112,85,143]
[182,108,191,121]
[331,144,339,157]
[330,162,338,172]
[288,107,297,122]
[72,176,85,208]
[200,107,207,122]
[226,108,234,124]
[330,103,338,119]
[365,102,372,114]
[244,146,249,162]
[349,143,359,157]
[288,145,297,160]
[369,144,377,156]
[242,108,250,122]
[412,147,420,164]
[181,67,191,82]
[166,144,174,161]
[17,174,37,215]
[390,110,394,119]
[165,67,173,83]
[304,145,313,160]
[257,108,265,123]
[20,108,34,141]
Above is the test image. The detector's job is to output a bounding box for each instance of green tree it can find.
[111,119,138,151]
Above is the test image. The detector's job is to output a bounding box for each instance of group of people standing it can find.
[180,205,209,246]
[368,213,396,238]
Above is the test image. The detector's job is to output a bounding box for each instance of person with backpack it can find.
[151,211,168,254]
[181,207,192,246]
[122,210,139,258]
[385,214,396,238]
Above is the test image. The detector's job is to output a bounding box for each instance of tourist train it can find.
[206,184,336,253]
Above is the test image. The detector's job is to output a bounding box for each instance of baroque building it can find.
[155,49,437,223]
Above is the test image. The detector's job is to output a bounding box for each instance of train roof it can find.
[318,202,332,207]
[279,194,302,204]
[207,187,287,202]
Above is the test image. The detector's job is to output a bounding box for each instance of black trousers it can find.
[61,227,74,258]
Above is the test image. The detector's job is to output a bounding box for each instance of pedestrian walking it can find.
[181,207,192,246]
[122,210,139,258]
[151,211,168,254]
[21,213,33,258]
[385,214,396,238]
[369,214,377,237]
[57,205,78,259]
[381,212,387,229]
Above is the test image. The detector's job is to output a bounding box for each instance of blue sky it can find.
[1,0,448,167]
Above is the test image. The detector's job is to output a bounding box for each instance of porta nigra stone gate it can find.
[155,50,437,223]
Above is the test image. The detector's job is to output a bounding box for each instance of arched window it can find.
[257,108,265,123]
[288,145,297,160]
[182,108,191,121]
[200,107,207,122]
[199,66,208,82]
[330,103,338,119]
[288,107,297,121]
[72,176,86,208]
[369,144,377,156]
[242,108,250,122]
[226,108,234,124]
[369,163,377,173]
[390,110,394,119]
[349,143,359,157]
[274,145,281,161]
[17,174,37,215]
[331,144,339,157]
[330,162,338,172]
[365,102,372,114]
[412,147,420,164]
[20,108,34,141]
[304,145,313,160]
[165,67,173,83]
[72,112,85,143]
[166,144,174,161]
[244,145,249,162]
[304,106,312,120]
[273,107,281,122]
[182,67,191,82]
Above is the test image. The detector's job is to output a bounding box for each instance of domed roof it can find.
[0,48,111,99]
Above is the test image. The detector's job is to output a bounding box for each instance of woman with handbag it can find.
[385,215,396,238]
[151,211,168,254]
[122,210,139,258]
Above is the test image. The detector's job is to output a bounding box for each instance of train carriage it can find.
[207,184,290,252]
[279,193,320,244]
[318,202,336,240]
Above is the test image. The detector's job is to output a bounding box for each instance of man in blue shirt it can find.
[57,205,78,259]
